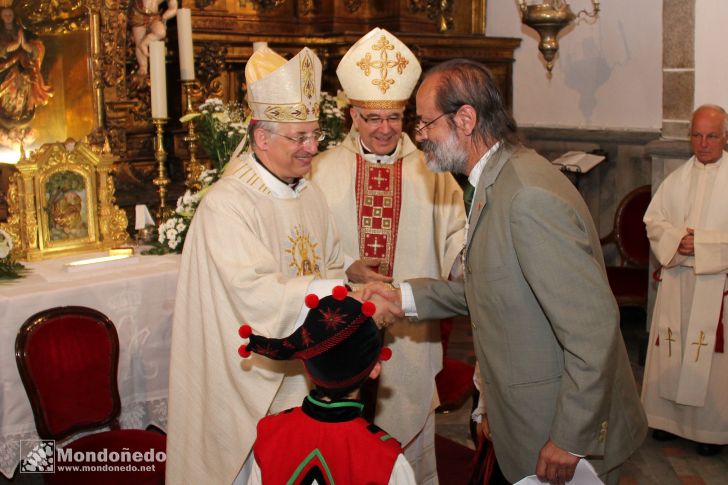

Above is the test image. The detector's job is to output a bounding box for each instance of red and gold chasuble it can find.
[355,155,403,277]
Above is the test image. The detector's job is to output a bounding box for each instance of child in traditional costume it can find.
[238,286,416,484]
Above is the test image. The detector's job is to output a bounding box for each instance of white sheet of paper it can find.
[513,459,603,485]
[135,204,156,230]
[551,151,605,173]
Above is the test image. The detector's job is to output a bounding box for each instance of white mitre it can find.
[245,46,322,122]
[336,28,421,109]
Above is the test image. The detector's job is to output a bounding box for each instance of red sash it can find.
[355,155,403,277]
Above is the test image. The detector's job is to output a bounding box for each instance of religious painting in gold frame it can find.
[0,141,128,261]
[0,0,93,163]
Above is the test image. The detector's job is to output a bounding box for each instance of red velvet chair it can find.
[601,185,652,364]
[15,306,166,484]
[601,185,652,310]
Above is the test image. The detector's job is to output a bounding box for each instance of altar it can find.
[0,252,180,479]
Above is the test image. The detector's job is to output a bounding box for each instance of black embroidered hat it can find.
[238,286,391,392]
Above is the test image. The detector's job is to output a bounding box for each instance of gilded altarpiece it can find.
[0,141,128,260]
[1,0,519,232]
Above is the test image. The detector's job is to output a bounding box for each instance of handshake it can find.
[350,282,404,329]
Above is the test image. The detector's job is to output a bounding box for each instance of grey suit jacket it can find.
[410,145,646,482]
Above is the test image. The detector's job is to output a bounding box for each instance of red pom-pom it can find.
[361,300,376,317]
[332,285,348,301]
[238,345,251,358]
[238,324,252,339]
[305,294,320,309]
[379,347,392,362]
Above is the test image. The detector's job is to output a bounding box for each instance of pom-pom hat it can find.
[239,286,389,392]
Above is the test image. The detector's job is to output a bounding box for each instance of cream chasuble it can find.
[166,152,344,485]
[311,130,466,450]
[642,152,728,443]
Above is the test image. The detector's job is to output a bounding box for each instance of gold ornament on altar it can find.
[518,0,600,73]
[0,140,128,261]
[408,0,454,33]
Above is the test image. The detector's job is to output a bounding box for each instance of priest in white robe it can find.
[166,47,347,484]
[642,104,728,456]
[311,28,466,484]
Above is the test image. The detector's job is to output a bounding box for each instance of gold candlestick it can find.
[152,118,173,223]
[182,80,204,191]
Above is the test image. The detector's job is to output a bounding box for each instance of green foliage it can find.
[192,99,248,172]
[318,91,350,151]
[0,259,28,280]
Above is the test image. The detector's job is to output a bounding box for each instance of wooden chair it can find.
[15,306,166,484]
[601,185,652,364]
[601,185,652,309]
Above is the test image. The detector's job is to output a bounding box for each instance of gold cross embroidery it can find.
[356,36,409,94]
[371,169,387,188]
[691,330,708,362]
[665,327,675,357]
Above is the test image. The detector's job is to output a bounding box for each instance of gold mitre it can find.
[336,28,421,109]
[245,46,322,122]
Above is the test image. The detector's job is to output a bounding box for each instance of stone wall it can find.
[520,127,659,265]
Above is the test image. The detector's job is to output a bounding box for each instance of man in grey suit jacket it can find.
[369,59,647,485]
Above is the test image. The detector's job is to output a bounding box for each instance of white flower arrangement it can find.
[149,168,218,254]
[149,93,348,255]
[181,98,249,172]
[0,229,10,259]
[0,228,27,280]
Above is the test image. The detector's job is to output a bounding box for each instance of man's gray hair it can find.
[249,120,278,149]
[422,59,519,148]
[691,104,728,133]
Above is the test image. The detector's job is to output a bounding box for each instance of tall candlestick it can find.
[177,8,195,81]
[150,41,167,119]
[182,80,204,190]
[152,119,172,223]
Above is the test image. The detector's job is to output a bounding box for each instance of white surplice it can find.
[166,152,344,484]
[311,130,466,484]
[642,152,728,443]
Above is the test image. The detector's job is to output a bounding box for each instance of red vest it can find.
[254,404,402,484]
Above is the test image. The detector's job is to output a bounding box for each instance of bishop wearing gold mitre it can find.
[166,46,347,484]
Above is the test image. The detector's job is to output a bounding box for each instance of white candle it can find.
[253,41,268,52]
[177,8,195,81]
[150,41,167,119]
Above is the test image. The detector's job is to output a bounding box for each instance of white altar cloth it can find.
[0,252,180,479]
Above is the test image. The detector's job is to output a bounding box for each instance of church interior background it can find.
[1,0,728,483]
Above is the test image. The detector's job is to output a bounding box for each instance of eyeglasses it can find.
[269,131,325,146]
[415,111,455,135]
[356,110,404,126]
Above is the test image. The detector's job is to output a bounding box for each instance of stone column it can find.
[661,0,694,140]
